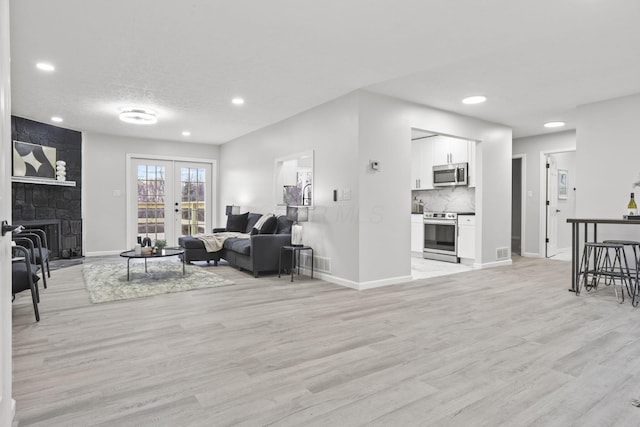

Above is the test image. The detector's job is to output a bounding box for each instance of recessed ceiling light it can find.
[36,62,55,72]
[462,95,487,105]
[119,108,157,125]
[182,131,191,136]
[51,116,63,123]
[544,121,566,128]
[232,97,245,105]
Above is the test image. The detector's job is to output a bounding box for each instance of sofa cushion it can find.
[228,238,251,255]
[226,212,249,232]
[276,215,294,234]
[259,216,278,234]
[245,213,262,234]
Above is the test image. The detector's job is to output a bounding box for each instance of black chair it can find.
[14,229,50,288]
[12,245,40,322]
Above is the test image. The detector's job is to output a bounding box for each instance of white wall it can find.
[219,90,512,287]
[219,93,361,283]
[513,131,576,256]
[576,92,640,241]
[0,0,12,421]
[83,133,219,255]
[357,93,412,283]
[357,91,512,276]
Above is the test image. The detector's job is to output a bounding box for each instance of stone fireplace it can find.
[11,116,82,258]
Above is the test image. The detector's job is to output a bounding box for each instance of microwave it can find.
[433,162,468,187]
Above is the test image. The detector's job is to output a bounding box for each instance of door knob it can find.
[556,209,561,213]
[1,220,21,236]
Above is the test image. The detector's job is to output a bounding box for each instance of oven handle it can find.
[423,219,457,226]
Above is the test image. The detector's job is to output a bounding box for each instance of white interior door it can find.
[546,156,558,257]
[130,158,213,247]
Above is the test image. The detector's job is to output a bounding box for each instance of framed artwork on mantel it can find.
[12,140,56,179]
[558,169,568,199]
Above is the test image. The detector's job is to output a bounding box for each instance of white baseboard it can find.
[523,252,543,258]
[474,259,513,269]
[314,271,413,290]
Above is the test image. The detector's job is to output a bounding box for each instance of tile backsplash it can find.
[412,186,475,213]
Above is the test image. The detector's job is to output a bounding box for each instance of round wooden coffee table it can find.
[119,248,185,281]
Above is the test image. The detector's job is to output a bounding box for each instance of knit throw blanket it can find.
[195,232,250,252]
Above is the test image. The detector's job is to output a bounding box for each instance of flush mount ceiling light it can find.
[119,108,158,125]
[544,121,566,128]
[51,116,63,123]
[462,95,487,105]
[36,62,55,72]
[232,97,245,105]
[182,131,191,136]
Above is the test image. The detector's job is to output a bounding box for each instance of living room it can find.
[4,1,640,425]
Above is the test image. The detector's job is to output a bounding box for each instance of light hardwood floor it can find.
[11,256,640,426]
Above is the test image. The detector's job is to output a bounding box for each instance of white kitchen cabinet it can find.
[457,214,475,260]
[411,142,421,190]
[411,139,433,190]
[411,214,423,253]
[432,135,469,165]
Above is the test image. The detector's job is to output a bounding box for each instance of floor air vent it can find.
[496,247,510,260]
[299,253,331,274]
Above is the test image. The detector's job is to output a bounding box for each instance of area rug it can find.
[82,261,233,304]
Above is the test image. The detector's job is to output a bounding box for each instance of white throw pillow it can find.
[253,213,274,231]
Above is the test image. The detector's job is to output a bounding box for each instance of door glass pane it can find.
[180,167,206,235]
[137,164,166,242]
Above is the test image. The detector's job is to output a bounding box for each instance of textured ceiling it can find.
[9,0,640,144]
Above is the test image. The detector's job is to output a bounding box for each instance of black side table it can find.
[279,245,313,282]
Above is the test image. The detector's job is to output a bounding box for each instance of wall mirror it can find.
[274,150,314,207]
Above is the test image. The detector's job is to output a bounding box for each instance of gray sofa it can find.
[178,212,293,277]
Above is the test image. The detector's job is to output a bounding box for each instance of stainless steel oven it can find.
[423,211,459,263]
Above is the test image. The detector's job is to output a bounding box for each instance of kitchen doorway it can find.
[410,127,477,279]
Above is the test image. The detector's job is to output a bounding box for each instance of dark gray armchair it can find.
[12,244,40,322]
[14,229,50,288]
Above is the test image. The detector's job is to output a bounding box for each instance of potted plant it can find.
[154,239,167,250]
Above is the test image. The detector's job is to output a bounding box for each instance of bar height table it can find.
[567,218,640,294]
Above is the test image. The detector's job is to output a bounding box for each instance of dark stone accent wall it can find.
[11,116,82,258]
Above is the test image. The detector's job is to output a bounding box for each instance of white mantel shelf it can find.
[11,176,76,187]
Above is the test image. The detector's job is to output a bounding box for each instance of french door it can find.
[129,158,213,247]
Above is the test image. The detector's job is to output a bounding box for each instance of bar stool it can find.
[603,240,640,306]
[578,242,633,303]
